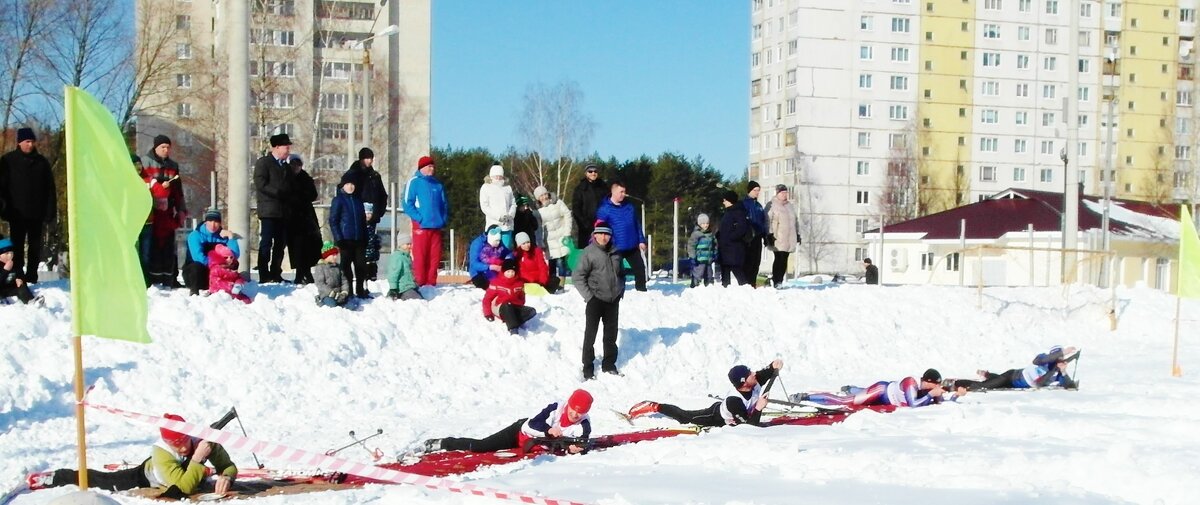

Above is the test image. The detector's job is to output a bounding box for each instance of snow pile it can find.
[1,279,1198,504]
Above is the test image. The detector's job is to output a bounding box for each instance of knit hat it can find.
[269,133,292,147]
[592,220,612,236]
[0,238,12,254]
[321,241,339,260]
[340,171,359,186]
[501,257,518,272]
[131,154,142,165]
[486,226,502,246]
[921,368,942,383]
[584,164,599,173]
[516,194,532,206]
[515,232,530,245]
[152,134,171,148]
[728,365,752,388]
[358,147,374,160]
[697,213,709,225]
[288,153,303,166]
[747,181,760,191]
[160,413,190,447]
[203,208,222,222]
[417,155,434,169]
[397,235,412,246]
[566,389,593,414]
[533,186,549,199]
[364,202,375,214]
[721,189,739,204]
[489,164,504,178]
[775,184,788,192]
[16,128,35,143]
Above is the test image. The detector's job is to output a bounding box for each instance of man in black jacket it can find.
[342,147,387,281]
[863,258,879,285]
[570,164,607,249]
[717,190,750,287]
[285,154,321,284]
[0,128,56,283]
[252,134,294,282]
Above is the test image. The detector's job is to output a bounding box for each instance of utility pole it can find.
[1063,0,1081,284]
[227,0,250,273]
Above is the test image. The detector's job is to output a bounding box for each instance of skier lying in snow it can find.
[626,360,783,427]
[28,413,237,495]
[951,346,1079,395]
[423,389,593,454]
[791,368,948,408]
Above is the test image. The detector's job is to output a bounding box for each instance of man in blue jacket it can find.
[594,181,647,292]
[403,155,449,287]
[742,181,766,287]
[182,209,240,295]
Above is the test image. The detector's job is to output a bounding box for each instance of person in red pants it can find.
[403,155,449,287]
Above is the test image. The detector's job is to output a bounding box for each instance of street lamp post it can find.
[1060,148,1069,280]
[348,8,399,164]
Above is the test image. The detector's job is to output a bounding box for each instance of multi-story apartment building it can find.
[752,0,1200,275]
[134,0,430,209]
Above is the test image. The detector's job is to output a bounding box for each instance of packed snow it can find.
[1,278,1198,504]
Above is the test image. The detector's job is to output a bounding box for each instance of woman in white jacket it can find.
[479,164,516,248]
[534,185,573,289]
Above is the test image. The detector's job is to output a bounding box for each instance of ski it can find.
[100,463,343,483]
[766,398,852,414]
[611,408,635,425]
[0,484,29,505]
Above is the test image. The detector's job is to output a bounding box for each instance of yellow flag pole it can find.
[1172,297,1183,377]
[73,336,89,488]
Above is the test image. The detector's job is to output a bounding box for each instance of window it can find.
[1019,0,1031,12]
[751,52,760,68]
[254,60,296,77]
[1014,139,1027,153]
[1079,114,1089,126]
[176,14,190,30]
[1045,29,1058,45]
[985,0,1002,10]
[176,43,192,59]
[855,218,871,234]
[1040,168,1053,182]
[1078,86,1090,101]
[980,137,998,152]
[175,74,192,88]
[889,133,907,148]
[1109,2,1120,17]
[891,17,910,33]
[980,166,997,181]
[983,52,1001,67]
[860,15,873,31]
[1044,56,1057,71]
[890,47,910,62]
[259,92,295,109]
[1179,91,1193,105]
[860,46,874,60]
[982,81,1000,95]
[856,161,870,176]
[319,122,349,140]
[251,29,296,46]
[983,24,1000,38]
[1081,2,1092,16]
[1042,85,1056,98]
[1078,59,1091,74]
[1016,83,1029,97]
[323,62,353,79]
[1078,143,1088,156]
[751,79,761,97]
[1184,8,1197,22]
[856,191,870,205]
[1013,166,1027,181]
[1042,112,1056,126]
[1015,111,1028,124]
[1017,54,1030,69]
[857,132,871,148]
[1046,0,1058,14]
[1018,26,1030,41]
[890,75,909,90]
[858,104,873,118]
[176,102,192,118]
[1079,31,1092,47]
[1040,140,1055,154]
[855,248,869,262]
[946,253,960,271]
[753,24,762,40]
[981,109,999,123]
[788,39,798,55]
[1178,117,1191,133]
[320,92,350,110]
[1177,145,1192,159]
[786,70,797,87]
[859,74,873,89]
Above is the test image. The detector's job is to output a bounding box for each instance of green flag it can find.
[66,87,151,343]
[1180,205,1200,299]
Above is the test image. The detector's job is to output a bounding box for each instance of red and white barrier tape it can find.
[84,402,589,505]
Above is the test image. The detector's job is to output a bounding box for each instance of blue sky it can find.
[431,1,749,178]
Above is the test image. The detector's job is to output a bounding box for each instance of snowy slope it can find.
[1,280,1198,504]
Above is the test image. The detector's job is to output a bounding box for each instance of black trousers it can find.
[955,369,1023,391]
[0,283,35,303]
[337,239,367,294]
[8,219,44,282]
[617,248,647,291]
[470,273,490,289]
[547,257,564,292]
[286,227,319,284]
[771,251,790,287]
[50,463,150,492]
[182,261,209,293]
[582,297,620,374]
[658,402,726,428]
[498,303,536,330]
[257,218,288,280]
[743,237,763,287]
[442,418,526,453]
[720,263,748,287]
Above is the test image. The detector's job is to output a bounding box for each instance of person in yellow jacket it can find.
[28,413,237,495]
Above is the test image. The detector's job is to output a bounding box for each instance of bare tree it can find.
[516,80,596,196]
[789,153,834,273]
[116,2,187,131]
[1147,112,1179,205]
[0,0,54,148]
[29,0,126,124]
[878,121,921,225]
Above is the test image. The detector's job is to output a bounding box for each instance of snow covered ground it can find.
[2,279,1198,504]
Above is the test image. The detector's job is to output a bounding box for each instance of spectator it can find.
[534,185,572,291]
[570,164,607,249]
[717,190,750,287]
[572,221,624,380]
[285,154,321,285]
[467,225,512,289]
[343,147,387,281]
[207,244,250,304]
[480,163,516,248]
[403,155,448,287]
[329,173,369,298]
[252,133,294,283]
[864,258,879,285]
[513,231,552,291]
[146,177,179,288]
[742,181,766,287]
[687,213,716,287]
[764,184,798,288]
[313,242,351,307]
[0,127,56,284]
[0,237,36,303]
[133,154,152,283]
[386,235,422,301]
[513,194,539,248]
[483,258,537,334]
[182,209,239,296]
[595,180,648,292]
[141,134,186,287]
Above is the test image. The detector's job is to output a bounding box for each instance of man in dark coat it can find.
[342,147,387,281]
[285,154,321,284]
[717,189,750,287]
[570,164,607,249]
[252,133,294,282]
[0,128,56,283]
[142,134,186,287]
[864,258,880,285]
[742,181,766,287]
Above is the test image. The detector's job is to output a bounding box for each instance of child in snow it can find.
[627,360,783,427]
[483,258,537,334]
[206,244,250,303]
[329,175,369,298]
[467,225,512,289]
[386,235,422,300]
[314,241,351,307]
[28,413,237,495]
[791,369,947,408]
[951,346,1079,395]
[363,202,382,281]
[0,237,36,304]
[687,213,717,287]
[423,389,593,454]
[513,231,553,291]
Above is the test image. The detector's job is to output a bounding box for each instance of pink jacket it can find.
[207,245,250,304]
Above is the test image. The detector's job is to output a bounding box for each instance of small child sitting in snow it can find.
[206,244,250,303]
[386,235,422,300]
[482,258,536,334]
[313,241,351,307]
[0,237,37,304]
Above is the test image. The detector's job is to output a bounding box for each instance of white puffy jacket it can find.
[536,197,573,259]
[479,180,515,231]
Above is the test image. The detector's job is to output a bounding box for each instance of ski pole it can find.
[230,407,264,469]
[327,429,384,458]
